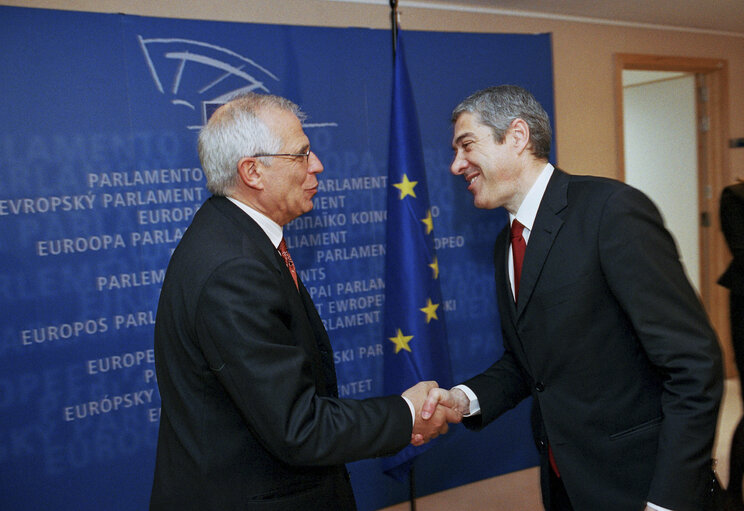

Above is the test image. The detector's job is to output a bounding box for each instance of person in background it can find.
[720,179,744,508]
[150,92,460,511]
[422,85,722,510]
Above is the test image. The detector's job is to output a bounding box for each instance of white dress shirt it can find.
[227,197,283,249]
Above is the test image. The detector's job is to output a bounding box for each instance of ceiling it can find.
[401,0,744,36]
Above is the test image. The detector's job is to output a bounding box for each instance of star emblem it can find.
[393,174,418,200]
[421,209,434,234]
[420,298,440,323]
[429,256,440,280]
[388,328,413,353]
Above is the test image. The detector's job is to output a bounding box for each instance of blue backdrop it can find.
[0,6,554,510]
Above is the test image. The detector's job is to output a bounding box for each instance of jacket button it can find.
[535,382,545,392]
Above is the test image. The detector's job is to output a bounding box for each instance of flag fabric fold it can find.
[382,29,453,481]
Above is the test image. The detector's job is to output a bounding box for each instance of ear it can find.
[237,157,264,190]
[509,118,531,155]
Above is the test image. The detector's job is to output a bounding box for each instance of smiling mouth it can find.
[466,173,480,189]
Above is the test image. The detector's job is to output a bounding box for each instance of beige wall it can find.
[4,1,742,508]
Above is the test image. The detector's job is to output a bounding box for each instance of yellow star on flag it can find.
[420,298,440,323]
[393,174,418,200]
[388,328,413,353]
[429,256,440,280]
[421,209,434,234]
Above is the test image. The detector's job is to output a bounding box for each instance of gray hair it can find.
[452,85,552,160]
[197,92,306,196]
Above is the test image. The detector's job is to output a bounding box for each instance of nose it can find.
[308,151,323,174]
[450,151,467,176]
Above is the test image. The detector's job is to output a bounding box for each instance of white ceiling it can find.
[388,0,744,36]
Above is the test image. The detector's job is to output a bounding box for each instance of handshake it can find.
[402,382,470,446]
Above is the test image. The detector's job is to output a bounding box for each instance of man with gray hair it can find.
[150,92,459,510]
[422,85,722,510]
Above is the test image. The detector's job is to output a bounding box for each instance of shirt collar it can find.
[509,163,554,232]
[226,196,283,249]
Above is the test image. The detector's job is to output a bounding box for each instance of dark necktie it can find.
[511,219,561,477]
[277,238,299,290]
[511,220,526,301]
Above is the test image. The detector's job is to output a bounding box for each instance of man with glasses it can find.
[150,92,460,510]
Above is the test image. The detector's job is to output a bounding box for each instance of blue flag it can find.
[382,30,453,481]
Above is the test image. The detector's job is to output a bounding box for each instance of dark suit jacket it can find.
[462,169,722,511]
[150,196,411,510]
[719,182,744,295]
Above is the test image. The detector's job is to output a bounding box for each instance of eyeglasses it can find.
[252,148,311,164]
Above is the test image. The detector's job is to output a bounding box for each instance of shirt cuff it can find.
[646,503,673,511]
[454,384,480,416]
[402,396,416,426]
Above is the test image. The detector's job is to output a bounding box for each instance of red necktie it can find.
[277,238,299,290]
[510,220,526,301]
[511,220,561,477]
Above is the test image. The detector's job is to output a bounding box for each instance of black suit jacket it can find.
[462,169,722,510]
[719,182,744,295]
[150,196,411,510]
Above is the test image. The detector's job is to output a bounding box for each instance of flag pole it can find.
[409,464,416,511]
[389,5,413,509]
[390,0,398,56]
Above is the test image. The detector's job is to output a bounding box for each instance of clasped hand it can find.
[402,382,468,446]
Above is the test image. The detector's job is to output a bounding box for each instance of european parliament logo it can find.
[137,36,337,131]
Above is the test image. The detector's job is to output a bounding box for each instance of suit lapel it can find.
[492,224,522,334]
[493,223,533,373]
[516,169,569,319]
[298,280,339,397]
[502,232,518,317]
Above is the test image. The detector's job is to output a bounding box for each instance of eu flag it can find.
[383,30,453,481]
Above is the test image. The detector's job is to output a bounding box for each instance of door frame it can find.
[614,53,733,376]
